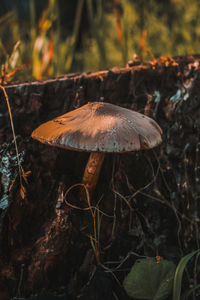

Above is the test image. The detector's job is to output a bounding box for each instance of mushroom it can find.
[31,102,162,200]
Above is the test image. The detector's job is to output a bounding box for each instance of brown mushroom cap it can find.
[31,102,162,153]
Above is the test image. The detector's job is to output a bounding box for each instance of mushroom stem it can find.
[81,152,105,201]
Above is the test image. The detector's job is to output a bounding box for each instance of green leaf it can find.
[123,258,176,300]
[173,250,200,300]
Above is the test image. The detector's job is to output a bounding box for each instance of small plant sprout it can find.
[31,102,162,201]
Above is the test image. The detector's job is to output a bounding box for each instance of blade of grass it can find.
[87,193,100,263]
[96,0,103,24]
[65,0,84,71]
[30,0,36,49]
[86,0,107,68]
[11,10,21,46]
[97,206,102,254]
[52,0,61,76]
[172,250,200,300]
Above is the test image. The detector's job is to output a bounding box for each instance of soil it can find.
[0,55,199,299]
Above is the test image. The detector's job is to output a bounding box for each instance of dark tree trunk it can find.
[0,55,200,299]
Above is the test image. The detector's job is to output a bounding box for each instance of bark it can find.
[0,55,200,298]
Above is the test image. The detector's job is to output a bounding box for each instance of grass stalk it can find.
[86,0,107,68]
[53,0,61,75]
[173,250,200,300]
[30,0,36,49]
[86,188,100,263]
[65,0,84,71]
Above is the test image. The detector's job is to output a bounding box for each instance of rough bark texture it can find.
[0,56,200,299]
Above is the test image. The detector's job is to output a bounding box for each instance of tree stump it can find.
[0,55,199,299]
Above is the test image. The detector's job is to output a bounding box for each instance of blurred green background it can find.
[0,0,200,81]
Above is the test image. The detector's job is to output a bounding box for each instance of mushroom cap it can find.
[32,102,162,153]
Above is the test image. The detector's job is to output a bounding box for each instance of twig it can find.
[64,183,113,218]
